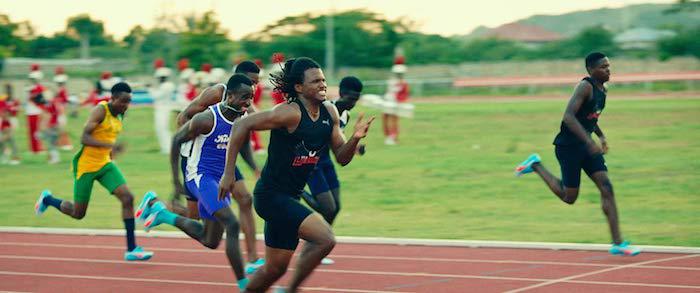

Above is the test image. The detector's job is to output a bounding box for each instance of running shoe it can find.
[35,189,52,216]
[515,153,541,176]
[609,241,641,256]
[124,246,154,261]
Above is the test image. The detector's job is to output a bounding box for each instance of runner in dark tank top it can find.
[217,57,375,292]
[257,97,333,196]
[514,52,640,257]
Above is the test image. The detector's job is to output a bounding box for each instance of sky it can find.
[0,0,673,39]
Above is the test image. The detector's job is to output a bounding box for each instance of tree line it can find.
[1,9,698,73]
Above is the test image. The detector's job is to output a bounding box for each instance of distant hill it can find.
[464,3,700,39]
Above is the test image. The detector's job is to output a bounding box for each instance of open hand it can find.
[352,113,376,139]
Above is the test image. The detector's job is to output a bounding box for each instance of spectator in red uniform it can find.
[249,59,266,153]
[82,71,112,107]
[26,64,45,153]
[40,94,62,164]
[0,83,21,164]
[53,66,73,150]
[382,56,410,145]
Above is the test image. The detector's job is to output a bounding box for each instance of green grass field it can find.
[1,97,699,246]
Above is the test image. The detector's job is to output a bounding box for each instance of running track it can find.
[0,232,698,292]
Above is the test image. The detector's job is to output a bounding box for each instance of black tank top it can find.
[257,99,333,196]
[553,77,606,146]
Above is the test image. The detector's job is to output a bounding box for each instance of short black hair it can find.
[234,61,260,74]
[111,82,132,96]
[226,73,253,92]
[270,57,321,100]
[339,76,363,94]
[585,52,607,69]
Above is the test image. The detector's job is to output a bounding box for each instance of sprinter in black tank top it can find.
[514,52,640,256]
[218,57,375,292]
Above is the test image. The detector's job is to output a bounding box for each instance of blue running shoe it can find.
[135,191,158,222]
[237,278,249,290]
[245,258,265,275]
[609,241,641,256]
[35,190,51,216]
[124,246,154,261]
[515,153,541,177]
[144,209,168,232]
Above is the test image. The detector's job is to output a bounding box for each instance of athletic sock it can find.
[43,195,63,210]
[158,209,178,225]
[124,218,137,251]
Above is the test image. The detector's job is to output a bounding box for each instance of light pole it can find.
[325,0,335,82]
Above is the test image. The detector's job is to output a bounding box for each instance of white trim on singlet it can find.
[339,109,350,129]
[215,102,248,126]
[218,83,227,101]
[215,103,235,125]
[185,107,217,181]
[181,84,226,158]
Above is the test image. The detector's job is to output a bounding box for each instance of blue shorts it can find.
[186,174,231,221]
[254,183,313,250]
[182,161,244,202]
[180,155,196,201]
[307,160,339,195]
[555,144,608,188]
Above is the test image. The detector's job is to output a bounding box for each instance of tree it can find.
[66,14,107,59]
[657,26,700,60]
[573,26,618,56]
[535,26,618,59]
[123,25,146,48]
[27,33,80,58]
[241,10,405,68]
[177,11,233,69]
[136,28,179,69]
[460,38,527,61]
[665,0,700,13]
[0,14,34,57]
[0,14,20,58]
[399,33,463,64]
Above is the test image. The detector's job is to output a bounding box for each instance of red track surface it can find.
[0,232,698,292]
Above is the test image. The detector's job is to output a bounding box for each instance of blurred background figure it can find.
[82,71,113,107]
[269,52,287,105]
[26,63,45,154]
[149,58,176,154]
[40,86,62,164]
[382,55,410,145]
[194,63,212,94]
[53,66,73,151]
[0,83,21,165]
[249,58,266,153]
[176,58,197,112]
[207,67,226,87]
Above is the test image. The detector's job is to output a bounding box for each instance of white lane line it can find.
[0,255,546,282]
[3,254,700,290]
[1,241,697,271]
[505,254,700,292]
[0,271,408,293]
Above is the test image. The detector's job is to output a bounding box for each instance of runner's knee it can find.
[120,193,134,208]
[562,188,579,205]
[264,262,289,278]
[234,191,252,209]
